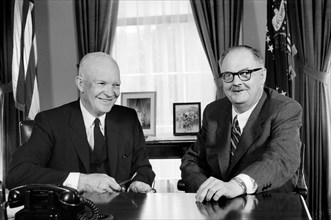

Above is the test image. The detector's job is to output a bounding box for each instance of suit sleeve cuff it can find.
[63,172,80,190]
[236,174,258,194]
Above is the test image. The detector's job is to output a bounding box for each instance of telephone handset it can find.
[7,184,105,220]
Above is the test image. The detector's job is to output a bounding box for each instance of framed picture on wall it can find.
[121,92,156,137]
[173,102,201,136]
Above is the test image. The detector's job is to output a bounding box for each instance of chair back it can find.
[19,120,35,146]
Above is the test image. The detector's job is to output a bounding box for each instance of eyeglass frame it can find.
[218,68,263,83]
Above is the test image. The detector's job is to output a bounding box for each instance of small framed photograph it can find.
[173,102,201,136]
[121,92,156,136]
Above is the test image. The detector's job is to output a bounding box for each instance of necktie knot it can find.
[232,115,241,135]
[94,118,100,127]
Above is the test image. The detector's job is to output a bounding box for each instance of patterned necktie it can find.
[94,118,105,159]
[231,115,241,158]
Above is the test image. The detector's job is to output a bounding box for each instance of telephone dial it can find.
[6,184,109,220]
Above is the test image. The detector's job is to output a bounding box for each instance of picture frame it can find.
[121,92,156,137]
[173,102,201,136]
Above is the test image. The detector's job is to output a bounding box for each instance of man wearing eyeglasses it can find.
[180,45,303,202]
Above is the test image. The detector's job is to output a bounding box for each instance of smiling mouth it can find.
[232,89,244,93]
[98,97,113,102]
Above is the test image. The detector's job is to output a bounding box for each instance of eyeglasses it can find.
[219,68,263,83]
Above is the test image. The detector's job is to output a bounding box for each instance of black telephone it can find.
[7,184,106,220]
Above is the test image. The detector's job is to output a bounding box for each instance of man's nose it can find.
[104,84,115,96]
[232,75,242,84]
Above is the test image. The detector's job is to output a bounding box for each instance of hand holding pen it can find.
[117,172,155,193]
[118,172,137,192]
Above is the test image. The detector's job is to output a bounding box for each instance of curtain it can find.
[189,0,243,99]
[288,1,331,219]
[0,0,23,181]
[74,0,119,60]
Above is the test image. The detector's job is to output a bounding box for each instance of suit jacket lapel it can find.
[105,112,118,177]
[214,101,232,179]
[68,101,90,173]
[226,92,268,176]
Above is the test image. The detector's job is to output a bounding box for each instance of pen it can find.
[118,172,137,192]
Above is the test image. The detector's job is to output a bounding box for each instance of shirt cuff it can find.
[63,172,80,190]
[236,174,258,194]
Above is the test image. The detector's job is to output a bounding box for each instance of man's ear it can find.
[75,76,84,92]
[261,68,267,84]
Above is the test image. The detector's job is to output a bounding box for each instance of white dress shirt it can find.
[232,103,258,194]
[63,100,106,189]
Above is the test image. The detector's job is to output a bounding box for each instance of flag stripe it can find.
[17,0,30,110]
[29,77,39,119]
[12,0,39,119]
[12,0,23,109]
[24,1,34,112]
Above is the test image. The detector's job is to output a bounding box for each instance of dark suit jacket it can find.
[180,88,303,193]
[6,100,155,189]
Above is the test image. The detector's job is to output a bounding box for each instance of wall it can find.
[34,0,267,110]
[243,0,267,59]
[35,0,78,111]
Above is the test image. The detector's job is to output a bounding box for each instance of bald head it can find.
[78,52,120,79]
[219,45,264,68]
[76,52,121,117]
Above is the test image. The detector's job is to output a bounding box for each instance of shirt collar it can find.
[79,100,106,130]
[232,102,259,131]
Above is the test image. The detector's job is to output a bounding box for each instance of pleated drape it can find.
[189,0,243,99]
[74,0,119,60]
[0,0,23,182]
[288,1,331,219]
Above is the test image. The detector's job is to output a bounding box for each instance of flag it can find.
[265,0,295,97]
[12,0,40,119]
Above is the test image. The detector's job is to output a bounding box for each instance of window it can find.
[112,0,216,180]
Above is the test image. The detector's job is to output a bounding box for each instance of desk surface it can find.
[85,192,312,220]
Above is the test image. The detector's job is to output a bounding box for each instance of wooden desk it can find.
[146,135,196,159]
[87,192,312,220]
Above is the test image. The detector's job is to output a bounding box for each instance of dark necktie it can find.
[231,115,241,158]
[94,118,105,159]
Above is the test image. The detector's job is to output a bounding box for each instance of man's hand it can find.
[195,177,244,202]
[78,173,121,193]
[127,181,153,193]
